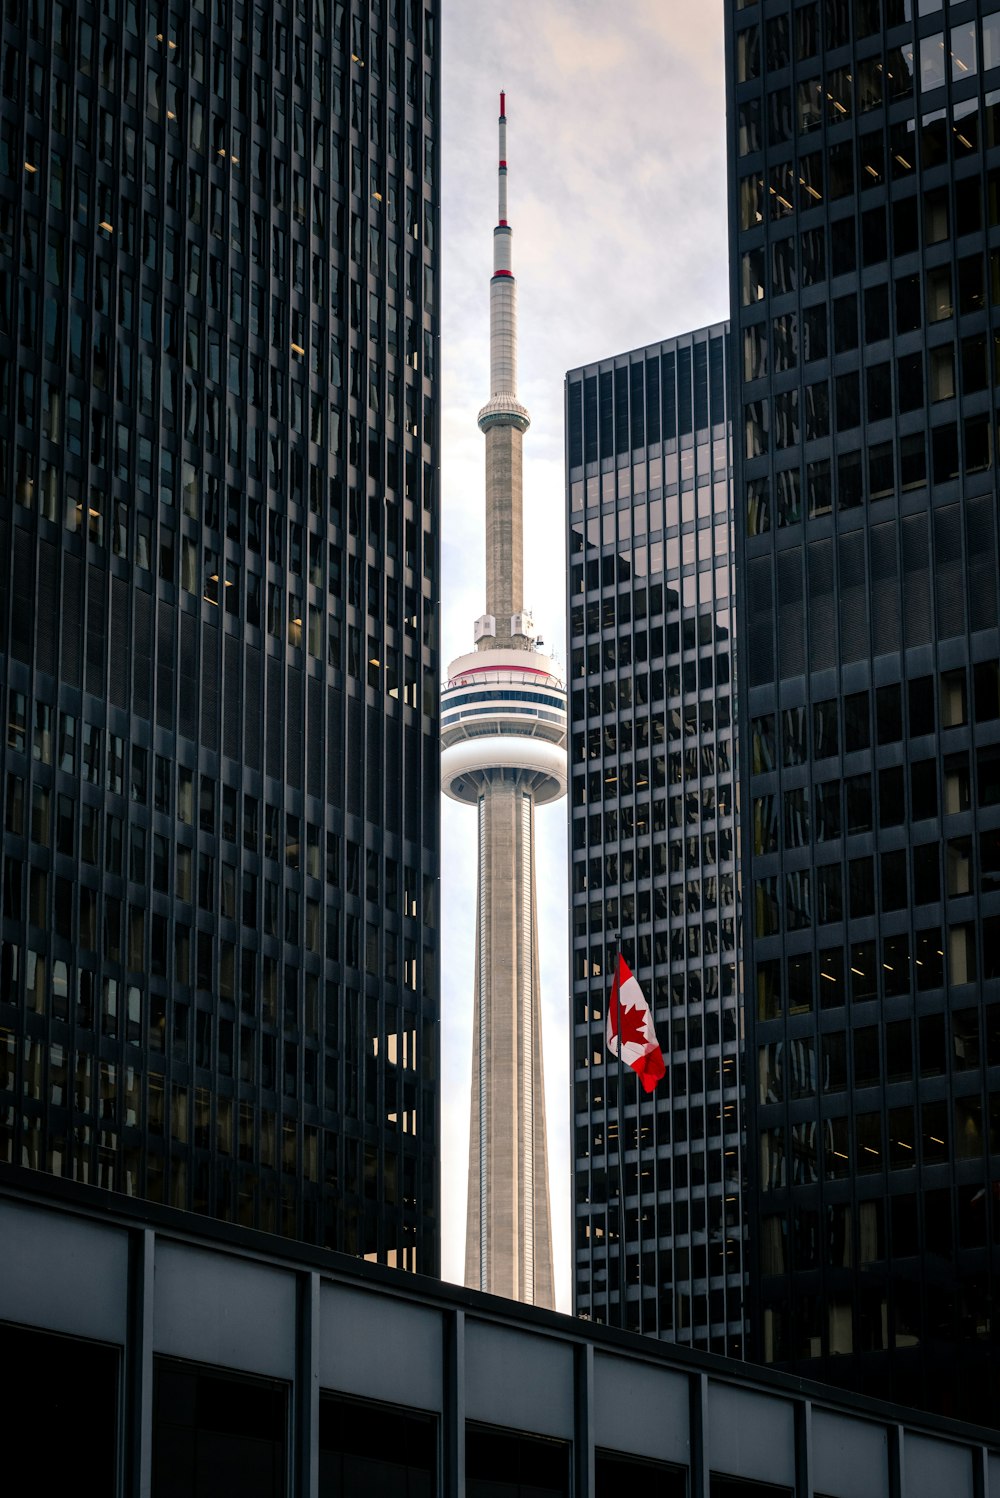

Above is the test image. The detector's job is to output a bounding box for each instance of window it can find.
[922,1099,949,1164]
[851,941,877,1002]
[597,1452,685,1497]
[912,843,941,907]
[836,371,860,431]
[711,1479,792,1498]
[951,22,977,81]
[802,304,826,361]
[466,1425,569,1498]
[82,723,101,783]
[911,762,938,823]
[742,249,765,305]
[781,706,807,766]
[822,1030,847,1088]
[882,850,908,910]
[976,662,1000,724]
[941,669,967,727]
[879,767,905,827]
[738,100,761,156]
[319,1395,437,1496]
[885,1022,913,1089]
[930,344,955,402]
[751,715,776,773]
[916,929,945,989]
[875,685,902,744]
[744,324,768,381]
[950,922,977,984]
[737,25,761,83]
[856,1111,882,1172]
[846,774,872,834]
[153,1361,287,1497]
[0,1326,118,1492]
[866,362,892,423]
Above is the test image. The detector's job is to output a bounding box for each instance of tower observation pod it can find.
[441,95,567,1309]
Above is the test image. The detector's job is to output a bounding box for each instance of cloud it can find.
[440,0,728,1310]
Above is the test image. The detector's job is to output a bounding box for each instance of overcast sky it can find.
[438,0,730,1310]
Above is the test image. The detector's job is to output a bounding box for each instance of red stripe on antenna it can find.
[499,90,506,117]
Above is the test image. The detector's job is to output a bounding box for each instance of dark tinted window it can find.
[319,1395,435,1497]
[153,1359,287,1498]
[597,1451,686,1497]
[467,1424,569,1498]
[712,1479,792,1498]
[0,1325,118,1492]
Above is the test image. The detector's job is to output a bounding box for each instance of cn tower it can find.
[441,95,567,1308]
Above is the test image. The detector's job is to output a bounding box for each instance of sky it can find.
[438,0,731,1310]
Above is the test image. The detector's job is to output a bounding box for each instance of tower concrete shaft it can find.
[442,96,564,1311]
[464,778,553,1306]
[483,425,525,644]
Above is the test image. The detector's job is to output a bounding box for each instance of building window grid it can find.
[730,0,1000,1419]
[567,330,745,1354]
[0,0,440,1270]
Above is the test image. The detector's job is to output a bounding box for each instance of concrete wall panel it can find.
[0,1200,127,1343]
[592,1352,690,1465]
[903,1434,973,1498]
[152,1241,296,1378]
[465,1320,574,1437]
[319,1284,443,1410]
[812,1409,889,1497]
[707,1381,795,1488]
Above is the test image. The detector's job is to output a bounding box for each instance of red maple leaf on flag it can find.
[608,955,665,1092]
[616,992,650,1049]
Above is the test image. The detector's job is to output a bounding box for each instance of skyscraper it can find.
[0,0,441,1274]
[727,0,1000,1419]
[565,325,745,1352]
[440,95,566,1308]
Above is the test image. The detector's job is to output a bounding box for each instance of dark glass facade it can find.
[727,0,1000,1419]
[565,327,746,1353]
[0,0,440,1273]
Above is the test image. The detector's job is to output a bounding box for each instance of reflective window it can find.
[920,32,947,91]
[985,13,1000,72]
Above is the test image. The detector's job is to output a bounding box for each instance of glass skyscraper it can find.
[728,0,1000,1419]
[0,0,440,1274]
[565,326,746,1354]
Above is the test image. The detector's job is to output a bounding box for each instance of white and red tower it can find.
[441,96,566,1308]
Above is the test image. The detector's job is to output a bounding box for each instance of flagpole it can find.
[613,933,626,1332]
[606,944,664,1336]
[635,1056,643,1330]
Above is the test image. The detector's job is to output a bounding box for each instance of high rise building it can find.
[440,95,566,1308]
[727,0,1000,1419]
[0,0,441,1273]
[565,326,745,1352]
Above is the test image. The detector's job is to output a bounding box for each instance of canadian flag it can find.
[607,954,665,1093]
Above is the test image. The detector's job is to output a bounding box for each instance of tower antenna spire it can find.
[498,91,507,227]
